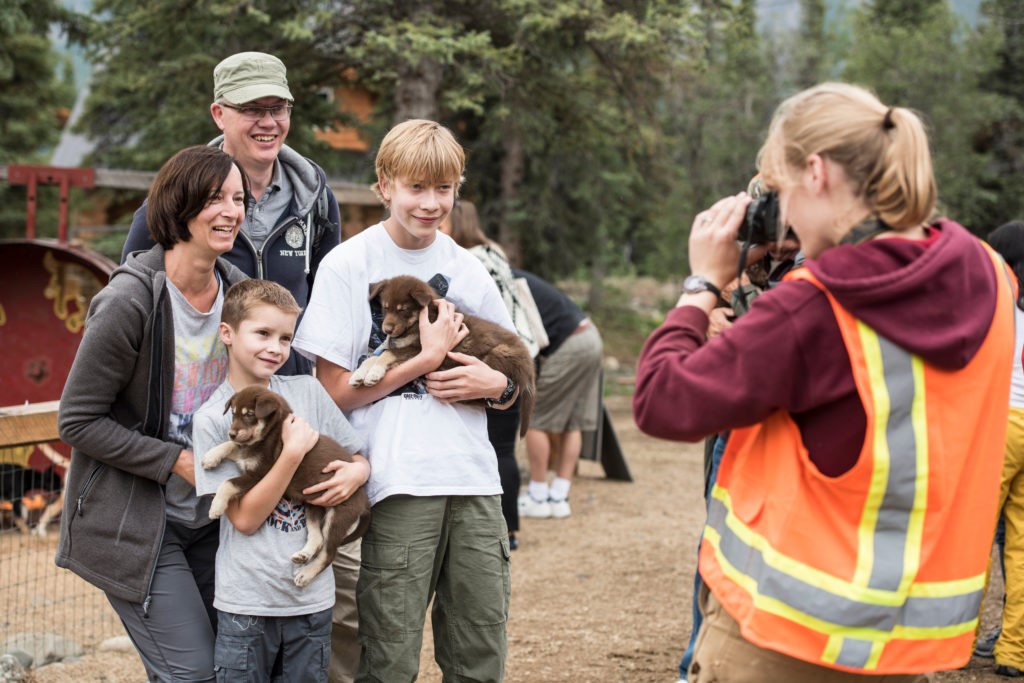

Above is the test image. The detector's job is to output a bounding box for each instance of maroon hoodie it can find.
[633,219,999,476]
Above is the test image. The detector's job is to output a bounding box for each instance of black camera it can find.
[737,191,782,245]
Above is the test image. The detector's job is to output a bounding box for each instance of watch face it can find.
[683,275,708,293]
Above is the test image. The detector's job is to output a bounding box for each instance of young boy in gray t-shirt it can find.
[194,279,368,682]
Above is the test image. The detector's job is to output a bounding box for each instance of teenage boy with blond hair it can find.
[294,119,517,682]
[194,279,369,682]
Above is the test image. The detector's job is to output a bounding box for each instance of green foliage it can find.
[0,0,77,239]
[74,0,360,173]
[650,0,780,279]
[842,0,1013,235]
[466,1,704,279]
[968,0,1024,231]
[38,0,1024,279]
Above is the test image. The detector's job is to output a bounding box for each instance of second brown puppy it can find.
[201,384,371,588]
[349,275,536,436]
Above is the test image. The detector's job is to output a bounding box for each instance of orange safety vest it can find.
[698,248,1015,674]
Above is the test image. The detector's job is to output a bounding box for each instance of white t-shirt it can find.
[1011,304,1024,408]
[293,223,513,505]
[193,375,366,616]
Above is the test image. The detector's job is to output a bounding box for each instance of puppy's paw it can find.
[291,549,311,564]
[362,362,387,386]
[348,363,369,387]
[293,565,316,588]
[201,442,234,469]
[208,495,228,519]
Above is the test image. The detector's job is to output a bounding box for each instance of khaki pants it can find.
[689,587,932,683]
[355,494,510,683]
[330,539,362,683]
[996,407,1024,669]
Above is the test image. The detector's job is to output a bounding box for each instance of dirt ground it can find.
[9,395,1012,682]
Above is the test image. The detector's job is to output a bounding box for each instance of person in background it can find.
[985,220,1024,678]
[674,189,803,683]
[441,200,540,550]
[513,268,603,521]
[57,145,249,682]
[634,82,1014,682]
[120,51,341,378]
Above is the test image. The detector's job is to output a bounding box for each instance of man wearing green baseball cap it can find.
[122,51,342,380]
[119,53,355,682]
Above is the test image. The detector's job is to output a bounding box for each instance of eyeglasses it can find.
[220,102,293,121]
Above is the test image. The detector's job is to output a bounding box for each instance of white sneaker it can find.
[549,498,571,518]
[520,495,552,518]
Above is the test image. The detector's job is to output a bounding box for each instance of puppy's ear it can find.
[254,394,281,419]
[223,395,234,415]
[412,283,436,309]
[368,280,386,301]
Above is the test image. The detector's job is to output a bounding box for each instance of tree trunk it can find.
[393,58,442,123]
[498,131,524,266]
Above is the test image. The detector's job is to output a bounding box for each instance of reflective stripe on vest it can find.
[701,246,1013,673]
[705,323,983,670]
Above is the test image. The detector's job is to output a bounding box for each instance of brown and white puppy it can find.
[201,385,371,587]
[349,275,536,436]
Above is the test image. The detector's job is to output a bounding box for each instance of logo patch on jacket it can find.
[285,225,305,249]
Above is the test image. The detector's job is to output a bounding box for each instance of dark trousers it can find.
[107,519,219,682]
[487,398,522,534]
[214,607,331,683]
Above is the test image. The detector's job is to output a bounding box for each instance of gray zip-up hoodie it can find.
[56,246,246,603]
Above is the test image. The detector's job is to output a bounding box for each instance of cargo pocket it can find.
[500,535,512,620]
[462,535,512,627]
[213,635,250,682]
[358,542,409,642]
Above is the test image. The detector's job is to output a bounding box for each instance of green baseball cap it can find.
[214,52,293,104]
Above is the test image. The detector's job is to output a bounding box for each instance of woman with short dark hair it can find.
[57,145,249,682]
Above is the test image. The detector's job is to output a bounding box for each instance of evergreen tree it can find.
[0,0,78,238]
[656,0,779,278]
[843,0,1005,234]
[74,0,358,172]
[338,0,700,282]
[971,0,1024,229]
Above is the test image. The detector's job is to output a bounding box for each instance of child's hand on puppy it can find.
[281,413,319,462]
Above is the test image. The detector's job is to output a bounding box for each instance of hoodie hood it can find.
[117,243,168,292]
[806,218,999,370]
[118,243,247,302]
[207,136,324,218]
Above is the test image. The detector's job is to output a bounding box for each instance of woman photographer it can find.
[634,82,1015,682]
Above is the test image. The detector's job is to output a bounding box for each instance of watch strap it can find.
[486,377,516,408]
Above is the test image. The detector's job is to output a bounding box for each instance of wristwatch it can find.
[682,274,722,299]
[486,377,516,408]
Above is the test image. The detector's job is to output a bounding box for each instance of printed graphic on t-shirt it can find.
[168,333,228,449]
[268,499,307,532]
[362,272,451,400]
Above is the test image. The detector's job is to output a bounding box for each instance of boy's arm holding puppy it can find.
[194,397,369,534]
[303,451,370,507]
[222,414,317,535]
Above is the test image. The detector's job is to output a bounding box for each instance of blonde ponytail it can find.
[757,83,936,231]
[871,106,936,229]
